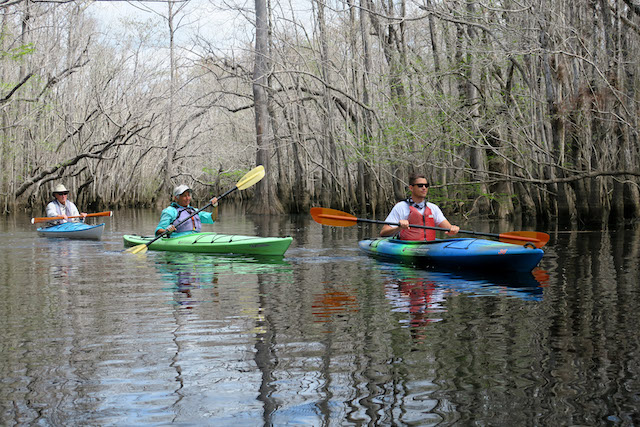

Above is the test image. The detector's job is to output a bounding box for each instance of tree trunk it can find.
[356,0,376,215]
[364,0,407,202]
[316,0,339,209]
[252,0,283,214]
[163,1,177,194]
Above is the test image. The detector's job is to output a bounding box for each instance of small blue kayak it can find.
[37,222,105,240]
[359,237,544,273]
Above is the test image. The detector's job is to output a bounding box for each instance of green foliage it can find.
[1,43,35,61]
[426,182,495,213]
[202,167,248,186]
[427,186,466,208]
[202,166,216,175]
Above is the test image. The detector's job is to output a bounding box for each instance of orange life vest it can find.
[399,204,436,241]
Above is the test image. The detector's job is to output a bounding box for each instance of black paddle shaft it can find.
[357,217,451,233]
[356,217,508,239]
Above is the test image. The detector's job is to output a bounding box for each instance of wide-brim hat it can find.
[173,185,191,197]
[52,184,69,194]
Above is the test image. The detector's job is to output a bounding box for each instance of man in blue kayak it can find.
[380,174,460,240]
[46,183,86,224]
[155,185,219,237]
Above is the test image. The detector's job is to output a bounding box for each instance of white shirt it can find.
[385,201,447,227]
[46,200,80,223]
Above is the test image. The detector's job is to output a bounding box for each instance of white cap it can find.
[173,185,191,197]
[52,183,69,194]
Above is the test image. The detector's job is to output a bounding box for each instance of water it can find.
[1,208,639,425]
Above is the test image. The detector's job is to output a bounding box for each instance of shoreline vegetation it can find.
[1,1,639,225]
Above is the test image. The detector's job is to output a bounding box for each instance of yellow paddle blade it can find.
[310,207,358,227]
[236,165,265,190]
[124,244,148,254]
[498,231,550,248]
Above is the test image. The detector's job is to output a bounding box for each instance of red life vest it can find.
[399,204,436,241]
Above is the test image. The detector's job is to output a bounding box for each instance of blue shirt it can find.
[155,203,215,237]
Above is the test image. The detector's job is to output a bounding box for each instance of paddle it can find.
[310,207,550,248]
[31,211,113,224]
[125,165,266,254]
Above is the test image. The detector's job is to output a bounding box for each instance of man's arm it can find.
[380,221,409,237]
[379,203,408,237]
[45,202,58,218]
[197,197,219,224]
[155,208,177,235]
[68,201,86,222]
[67,201,80,217]
[437,219,460,236]
[198,210,215,224]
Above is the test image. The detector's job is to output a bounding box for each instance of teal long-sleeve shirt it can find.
[155,203,215,237]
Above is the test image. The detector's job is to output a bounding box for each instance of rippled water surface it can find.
[1,208,639,425]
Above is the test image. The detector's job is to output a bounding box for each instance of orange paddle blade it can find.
[31,211,113,224]
[498,231,550,248]
[310,207,358,227]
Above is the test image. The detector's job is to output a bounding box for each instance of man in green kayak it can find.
[380,174,460,240]
[155,185,219,237]
[46,183,87,224]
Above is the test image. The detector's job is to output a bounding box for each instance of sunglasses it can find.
[56,192,69,195]
[411,183,429,188]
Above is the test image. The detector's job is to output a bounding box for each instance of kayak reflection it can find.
[152,252,293,309]
[379,262,544,302]
[376,262,545,341]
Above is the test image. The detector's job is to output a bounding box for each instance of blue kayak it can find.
[358,237,544,273]
[37,222,105,240]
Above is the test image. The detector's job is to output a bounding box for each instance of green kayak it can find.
[123,232,292,256]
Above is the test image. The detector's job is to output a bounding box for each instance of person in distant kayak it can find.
[380,174,460,241]
[46,183,87,224]
[155,185,219,237]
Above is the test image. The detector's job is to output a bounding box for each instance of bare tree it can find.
[252,0,283,214]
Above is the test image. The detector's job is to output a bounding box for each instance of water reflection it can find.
[146,250,296,425]
[379,262,545,302]
[49,245,75,282]
[311,290,359,323]
[44,238,106,284]
[381,266,444,343]
[2,211,640,425]
[152,252,292,309]
[373,262,545,345]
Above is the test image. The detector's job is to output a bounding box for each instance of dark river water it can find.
[1,207,639,425]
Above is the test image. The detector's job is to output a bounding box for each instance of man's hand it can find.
[445,225,460,236]
[157,225,176,236]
